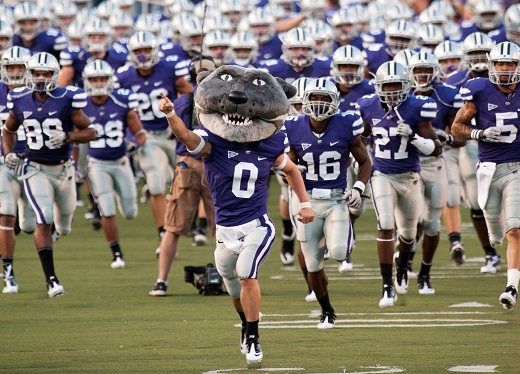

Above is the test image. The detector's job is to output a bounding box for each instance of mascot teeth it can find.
[223,114,252,126]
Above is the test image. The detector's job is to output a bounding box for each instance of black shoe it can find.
[149,281,167,296]
[317,311,336,329]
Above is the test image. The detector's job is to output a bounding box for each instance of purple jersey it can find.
[83,89,138,160]
[361,30,386,48]
[114,60,182,131]
[258,36,283,61]
[159,42,192,78]
[332,36,364,52]
[445,69,472,90]
[7,86,87,163]
[196,128,286,226]
[12,29,67,58]
[357,94,437,174]
[59,45,129,88]
[460,78,520,163]
[457,21,507,44]
[284,112,363,190]
[362,43,392,75]
[425,82,463,130]
[0,82,25,155]
[258,57,331,84]
[337,79,375,112]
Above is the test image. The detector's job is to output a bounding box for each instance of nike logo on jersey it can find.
[258,157,267,160]
[263,53,273,59]
[49,111,58,116]
[23,111,32,119]
[154,81,163,87]
[372,118,381,125]
[330,141,339,146]
[109,113,118,118]
[131,85,141,92]
[488,103,498,111]
[228,151,238,158]
[0,105,5,112]
[302,143,312,150]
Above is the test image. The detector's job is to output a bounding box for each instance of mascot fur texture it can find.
[194,65,297,143]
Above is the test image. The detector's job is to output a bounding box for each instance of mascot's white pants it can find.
[213,214,276,299]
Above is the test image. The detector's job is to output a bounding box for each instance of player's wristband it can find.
[353,181,365,194]
[299,201,312,209]
[470,129,482,140]
[187,136,206,155]
[165,110,176,118]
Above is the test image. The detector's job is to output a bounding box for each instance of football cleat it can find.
[245,335,263,368]
[499,285,518,310]
[111,256,125,269]
[394,253,408,294]
[149,281,167,296]
[280,250,294,266]
[417,276,435,295]
[191,230,208,247]
[3,276,18,294]
[450,241,466,265]
[47,276,64,298]
[480,254,501,274]
[379,284,397,308]
[317,311,336,329]
[338,258,353,273]
[240,326,247,354]
[305,290,317,302]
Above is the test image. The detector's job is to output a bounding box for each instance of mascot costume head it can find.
[194,65,297,143]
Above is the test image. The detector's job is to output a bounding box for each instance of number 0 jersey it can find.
[196,128,287,227]
[460,77,520,163]
[357,94,437,174]
[283,112,364,191]
[8,86,87,163]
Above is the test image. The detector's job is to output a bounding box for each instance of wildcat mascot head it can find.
[194,65,297,143]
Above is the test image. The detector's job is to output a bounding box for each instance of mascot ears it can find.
[196,66,297,100]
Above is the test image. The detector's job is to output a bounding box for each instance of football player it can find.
[452,41,520,310]
[2,52,96,298]
[82,60,146,269]
[357,61,441,307]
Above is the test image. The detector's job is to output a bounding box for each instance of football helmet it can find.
[408,51,440,89]
[282,27,315,68]
[95,0,118,20]
[127,31,160,70]
[462,32,494,72]
[82,59,114,96]
[299,0,326,20]
[247,7,276,44]
[204,14,234,34]
[505,5,520,46]
[428,0,456,21]
[385,20,417,56]
[52,0,78,31]
[66,20,84,46]
[383,2,414,23]
[13,2,41,41]
[1,46,31,87]
[229,31,258,65]
[82,18,113,54]
[302,78,339,121]
[474,0,502,31]
[166,0,194,18]
[488,42,520,86]
[0,20,13,53]
[418,7,448,30]
[289,77,311,115]
[331,45,364,87]
[374,61,411,107]
[135,13,161,36]
[303,19,333,57]
[416,24,444,50]
[202,30,231,67]
[218,0,244,25]
[0,5,15,25]
[38,6,54,30]
[26,52,60,93]
[329,8,359,43]
[434,40,463,76]
[109,11,134,42]
[178,13,204,56]
[350,4,370,33]
[393,49,417,68]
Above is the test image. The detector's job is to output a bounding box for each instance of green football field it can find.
[2,178,518,374]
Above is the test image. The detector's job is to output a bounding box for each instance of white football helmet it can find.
[383,2,414,23]
[1,46,31,87]
[82,18,113,54]
[505,4,520,46]
[434,40,463,76]
[299,0,326,20]
[282,27,315,68]
[247,7,276,44]
[109,11,134,42]
[202,30,231,67]
[416,24,444,50]
[135,13,161,36]
[329,7,359,43]
[95,0,118,20]
[462,32,495,72]
[302,78,340,121]
[385,20,417,56]
[418,7,448,30]
[303,19,334,57]
[408,51,440,89]
[428,0,456,21]
[26,52,60,93]
[229,31,258,65]
[52,0,78,31]
[331,45,364,87]
[289,77,311,115]
[488,42,520,86]
[82,59,114,96]
[127,31,160,69]
[13,2,41,41]
[178,13,204,56]
[393,49,417,68]
[474,0,502,31]
[374,61,411,107]
[0,20,13,53]
[204,14,234,34]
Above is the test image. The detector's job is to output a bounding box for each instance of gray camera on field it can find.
[184,263,225,296]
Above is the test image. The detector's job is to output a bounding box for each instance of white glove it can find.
[396,122,414,138]
[48,130,68,147]
[481,127,501,143]
[125,140,139,156]
[343,188,362,209]
[4,153,19,169]
[434,128,453,145]
[297,164,307,173]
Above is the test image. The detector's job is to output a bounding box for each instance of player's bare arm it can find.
[69,109,96,143]
[158,92,212,157]
[174,77,194,95]
[451,101,478,140]
[2,111,20,154]
[445,112,467,148]
[349,137,371,185]
[126,109,146,146]
[57,66,74,87]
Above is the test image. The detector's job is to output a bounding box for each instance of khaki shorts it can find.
[164,155,215,236]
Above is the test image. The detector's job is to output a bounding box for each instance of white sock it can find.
[507,268,520,289]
